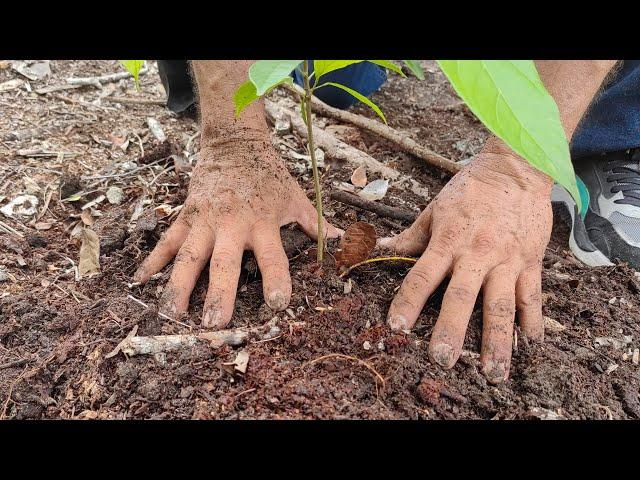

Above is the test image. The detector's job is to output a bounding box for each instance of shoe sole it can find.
[550,185,613,267]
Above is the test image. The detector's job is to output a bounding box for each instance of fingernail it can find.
[203,310,223,328]
[430,343,455,368]
[267,290,287,311]
[377,237,392,249]
[133,269,144,282]
[388,314,408,330]
[482,359,507,384]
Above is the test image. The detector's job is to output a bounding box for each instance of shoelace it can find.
[603,149,640,207]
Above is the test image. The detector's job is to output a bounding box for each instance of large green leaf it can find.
[313,60,363,81]
[402,60,425,80]
[249,60,302,95]
[119,60,144,90]
[317,82,386,124]
[437,60,579,210]
[369,60,405,77]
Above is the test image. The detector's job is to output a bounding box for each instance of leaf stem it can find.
[302,60,324,263]
[339,256,417,278]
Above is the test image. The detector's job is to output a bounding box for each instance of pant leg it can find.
[291,61,387,109]
[157,60,196,114]
[571,60,640,157]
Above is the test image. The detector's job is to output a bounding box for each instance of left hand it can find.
[379,138,553,383]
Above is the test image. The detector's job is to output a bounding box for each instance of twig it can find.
[0,366,28,419]
[0,357,32,370]
[104,96,166,106]
[126,294,192,330]
[339,256,418,278]
[81,157,168,181]
[265,99,429,199]
[310,353,386,387]
[0,220,24,238]
[283,83,461,175]
[66,66,149,88]
[51,93,117,112]
[330,190,417,223]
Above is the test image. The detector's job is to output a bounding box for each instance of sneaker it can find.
[552,148,640,268]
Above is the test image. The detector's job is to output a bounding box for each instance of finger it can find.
[516,265,544,341]
[386,241,452,331]
[428,260,485,369]
[251,225,291,311]
[296,197,342,240]
[202,232,244,329]
[378,205,432,255]
[158,227,214,318]
[133,218,189,282]
[480,266,518,384]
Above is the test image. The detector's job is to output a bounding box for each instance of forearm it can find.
[191,60,270,147]
[474,60,618,190]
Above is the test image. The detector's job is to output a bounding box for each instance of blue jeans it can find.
[298,60,640,157]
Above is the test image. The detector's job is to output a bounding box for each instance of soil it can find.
[1,60,639,420]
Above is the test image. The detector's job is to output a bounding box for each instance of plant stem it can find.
[302,60,324,263]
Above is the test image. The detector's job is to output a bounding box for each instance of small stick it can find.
[0,357,32,370]
[104,96,166,106]
[330,190,417,223]
[0,220,24,238]
[309,353,386,387]
[283,83,461,175]
[339,256,418,278]
[126,294,192,330]
[66,66,149,88]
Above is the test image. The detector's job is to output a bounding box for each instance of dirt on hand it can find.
[1,60,639,420]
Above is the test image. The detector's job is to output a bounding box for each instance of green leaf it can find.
[368,60,405,77]
[249,60,302,95]
[318,82,386,124]
[233,81,260,117]
[437,60,579,210]
[313,60,363,81]
[119,60,144,90]
[233,77,293,117]
[402,60,425,80]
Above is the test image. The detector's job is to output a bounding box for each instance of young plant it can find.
[234,60,415,262]
[119,60,145,91]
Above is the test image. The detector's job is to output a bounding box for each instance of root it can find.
[310,353,386,387]
[339,256,417,278]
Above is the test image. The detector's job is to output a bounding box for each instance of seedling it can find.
[234,60,416,262]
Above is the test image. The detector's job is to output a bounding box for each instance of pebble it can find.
[106,186,124,205]
[363,341,372,351]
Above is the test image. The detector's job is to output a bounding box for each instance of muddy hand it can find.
[133,60,340,328]
[379,138,553,384]
[134,142,340,328]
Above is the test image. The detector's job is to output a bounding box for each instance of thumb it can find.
[378,204,432,255]
[296,198,343,241]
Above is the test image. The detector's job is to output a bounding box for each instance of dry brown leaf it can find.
[334,222,376,269]
[34,221,54,230]
[350,166,368,188]
[80,209,94,226]
[79,228,100,278]
[543,316,566,333]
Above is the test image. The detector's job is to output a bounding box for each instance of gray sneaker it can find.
[551,148,640,268]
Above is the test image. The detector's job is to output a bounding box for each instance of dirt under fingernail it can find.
[482,359,507,384]
[267,291,287,311]
[388,314,408,330]
[430,343,455,368]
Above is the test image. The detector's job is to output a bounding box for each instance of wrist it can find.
[469,136,554,195]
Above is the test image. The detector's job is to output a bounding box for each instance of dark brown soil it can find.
[1,61,639,419]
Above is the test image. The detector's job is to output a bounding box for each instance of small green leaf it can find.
[234,77,293,117]
[368,60,405,77]
[249,60,302,95]
[437,60,579,211]
[119,60,144,90]
[402,60,425,80]
[313,60,363,82]
[233,81,259,117]
[318,82,386,124]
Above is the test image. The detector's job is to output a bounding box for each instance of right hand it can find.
[133,138,341,329]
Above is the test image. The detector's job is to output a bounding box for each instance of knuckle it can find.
[486,296,515,318]
[472,231,495,257]
[446,285,476,303]
[519,291,541,309]
[175,244,199,264]
[406,265,432,286]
